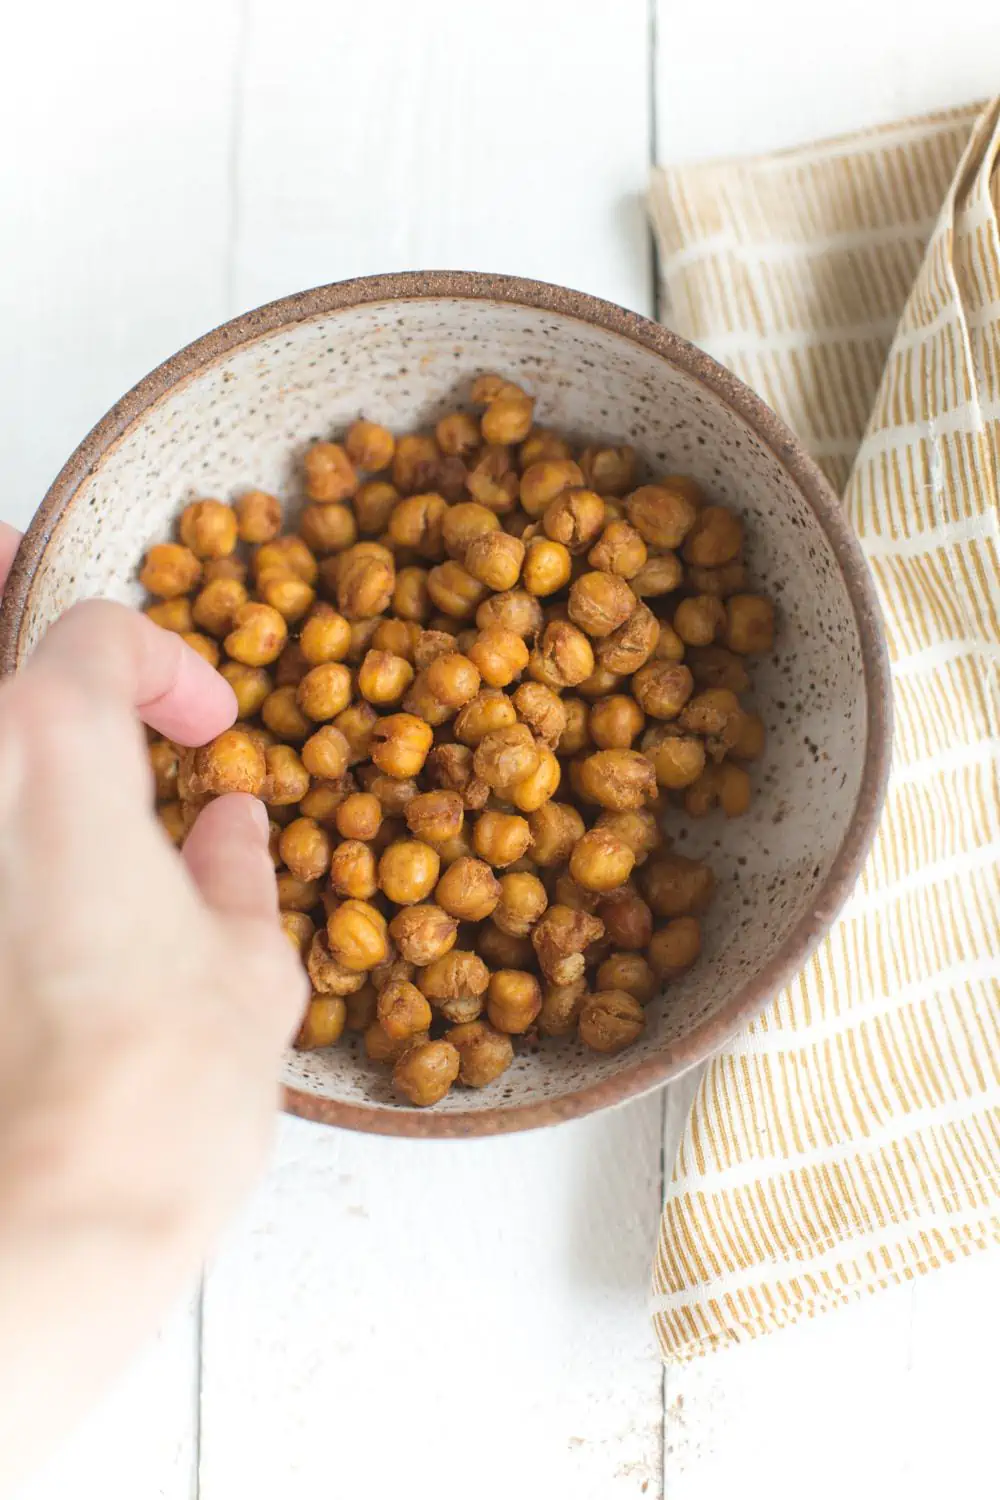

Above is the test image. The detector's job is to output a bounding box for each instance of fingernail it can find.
[247,796,270,838]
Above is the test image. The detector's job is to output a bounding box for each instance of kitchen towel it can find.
[648,98,1000,1359]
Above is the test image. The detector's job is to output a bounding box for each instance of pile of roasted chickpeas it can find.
[142,375,774,1106]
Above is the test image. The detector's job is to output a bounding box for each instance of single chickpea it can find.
[684,763,752,818]
[589,695,645,749]
[261,744,311,805]
[519,429,571,468]
[422,652,482,712]
[730,711,765,761]
[446,1021,514,1088]
[579,445,635,496]
[597,889,652,950]
[146,598,194,633]
[594,607,658,680]
[686,559,748,598]
[280,910,315,961]
[463,530,525,592]
[335,792,383,841]
[300,725,352,780]
[505,685,562,751]
[435,856,501,920]
[236,489,282,543]
[274,639,309,687]
[466,444,519,513]
[426,560,488,619]
[297,605,349,668]
[336,543,395,619]
[673,595,726,647]
[353,479,400,535]
[486,970,542,1034]
[365,1021,424,1066]
[473,809,532,868]
[724,594,775,654]
[300,777,353,826]
[470,373,511,403]
[224,602,288,666]
[262,685,312,741]
[556,698,590,756]
[537,978,588,1037]
[345,418,395,472]
[527,802,585,867]
[370,714,434,778]
[378,840,441,905]
[542,488,606,553]
[296,662,353,722]
[531,905,605,986]
[333,702,378,765]
[256,568,315,623]
[681,505,743,567]
[473,723,540,796]
[345,617,381,665]
[567,573,637,640]
[279,817,333,882]
[640,854,715,918]
[299,502,358,555]
[140,543,202,599]
[387,492,447,557]
[632,662,694,720]
[277,873,323,912]
[435,410,480,456]
[391,565,431,623]
[685,645,750,693]
[466,626,529,688]
[358,770,420,817]
[404,789,464,848]
[678,687,743,758]
[629,555,685,601]
[654,622,686,663]
[189,730,266,796]
[569,828,635,893]
[441,501,499,562]
[625,483,698,549]
[424,743,490,810]
[522,538,572,597]
[295,996,347,1050]
[587,519,648,579]
[492,872,548,937]
[594,808,663,864]
[181,632,220,667]
[578,749,657,811]
[417,947,490,1014]
[509,746,561,813]
[393,1039,461,1106]
[356,649,413,707]
[475,588,544,640]
[328,839,379,899]
[596,953,656,1005]
[377,977,433,1043]
[481,389,534,445]
[254,535,318,585]
[479,926,534,969]
[648,917,702,979]
[344,983,378,1032]
[578,991,645,1053]
[178,499,238,559]
[454,689,518,747]
[202,556,248,585]
[644,727,706,789]
[392,433,440,494]
[304,441,358,502]
[387,904,457,967]
[192,578,249,637]
[326,899,388,971]
[519,458,584,518]
[576,664,626,702]
[529,621,595,689]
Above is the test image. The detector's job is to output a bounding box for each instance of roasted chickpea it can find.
[556,697,590,757]
[454,689,517,747]
[521,538,572,597]
[388,904,458,966]
[589,695,645,749]
[458,534,522,599]
[280,910,315,961]
[628,554,685,600]
[387,492,446,557]
[254,535,319,586]
[368,713,433,779]
[334,791,383,841]
[594,808,662,864]
[648,916,702,979]
[587,519,648,579]
[473,724,540,796]
[578,749,656,811]
[568,828,635,894]
[190,577,247,639]
[296,607,348,669]
[146,598,194,633]
[681,504,743,566]
[541,488,606,554]
[685,644,750,693]
[393,1039,460,1106]
[178,499,238,560]
[595,603,659,676]
[388,565,430,623]
[518,458,583,518]
[532,904,604,986]
[598,889,652,950]
[492,872,547,936]
[392,433,440,495]
[326,899,388,971]
[526,802,585,868]
[506,684,563,751]
[377,977,433,1043]
[300,725,351,780]
[333,701,378,766]
[579,444,635,496]
[203,556,249,585]
[358,770,420,817]
[260,744,311,806]
[724,594,775,654]
[261,685,311,741]
[475,591,544,643]
[595,953,656,1005]
[300,776,354,826]
[277,873,322,912]
[224,602,287,666]
[421,652,482,713]
[278,817,332,882]
[673,595,726,647]
[336,542,395,619]
[326,839,377,899]
[730,711,765,761]
[632,661,694,720]
[644,726,706,789]
[365,1020,422,1065]
[344,418,395,472]
[292,663,350,723]
[578,990,645,1052]
[481,389,534,445]
[466,444,519,513]
[518,428,571,468]
[686,559,747,598]
[641,853,715,918]
[425,560,487,620]
[304,441,357,502]
[299,502,358,555]
[404,789,464,848]
[684,762,752,818]
[350,480,397,537]
[435,856,501,920]
[484,970,540,1034]
[445,1021,514,1088]
[418,950,490,1023]
[509,746,560,813]
[187,730,266,796]
[257,568,315,623]
[435,410,480,456]
[625,484,698,549]
[529,621,594,690]
[678,687,743,758]
[140,543,201,599]
[354,649,412,707]
[476,928,531,971]
[465,626,528,688]
[473,809,531,868]
[236,489,282,544]
[296,995,347,1050]
[378,839,441,904]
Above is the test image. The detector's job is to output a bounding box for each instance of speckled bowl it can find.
[0,272,890,1137]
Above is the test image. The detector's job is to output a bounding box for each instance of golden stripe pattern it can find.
[648,100,1000,1359]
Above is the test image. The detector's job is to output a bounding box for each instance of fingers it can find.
[0,522,21,594]
[30,599,237,745]
[182,794,279,922]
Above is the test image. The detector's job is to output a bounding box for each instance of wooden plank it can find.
[200,3,664,1497]
[0,2,238,1494]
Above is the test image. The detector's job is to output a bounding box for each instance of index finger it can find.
[30,598,238,745]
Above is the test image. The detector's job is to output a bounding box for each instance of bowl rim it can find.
[0,269,892,1139]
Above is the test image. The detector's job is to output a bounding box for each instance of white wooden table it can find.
[4,4,999,1496]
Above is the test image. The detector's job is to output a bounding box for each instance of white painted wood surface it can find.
[4,2,999,1497]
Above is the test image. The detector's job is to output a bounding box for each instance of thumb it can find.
[182,794,278,923]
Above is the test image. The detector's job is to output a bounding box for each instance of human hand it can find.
[0,525,307,1491]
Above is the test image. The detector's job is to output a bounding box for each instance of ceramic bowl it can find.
[0,272,891,1137]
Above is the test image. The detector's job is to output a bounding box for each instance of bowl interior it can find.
[16,294,868,1121]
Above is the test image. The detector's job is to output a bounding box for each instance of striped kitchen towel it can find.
[648,98,1000,1359]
